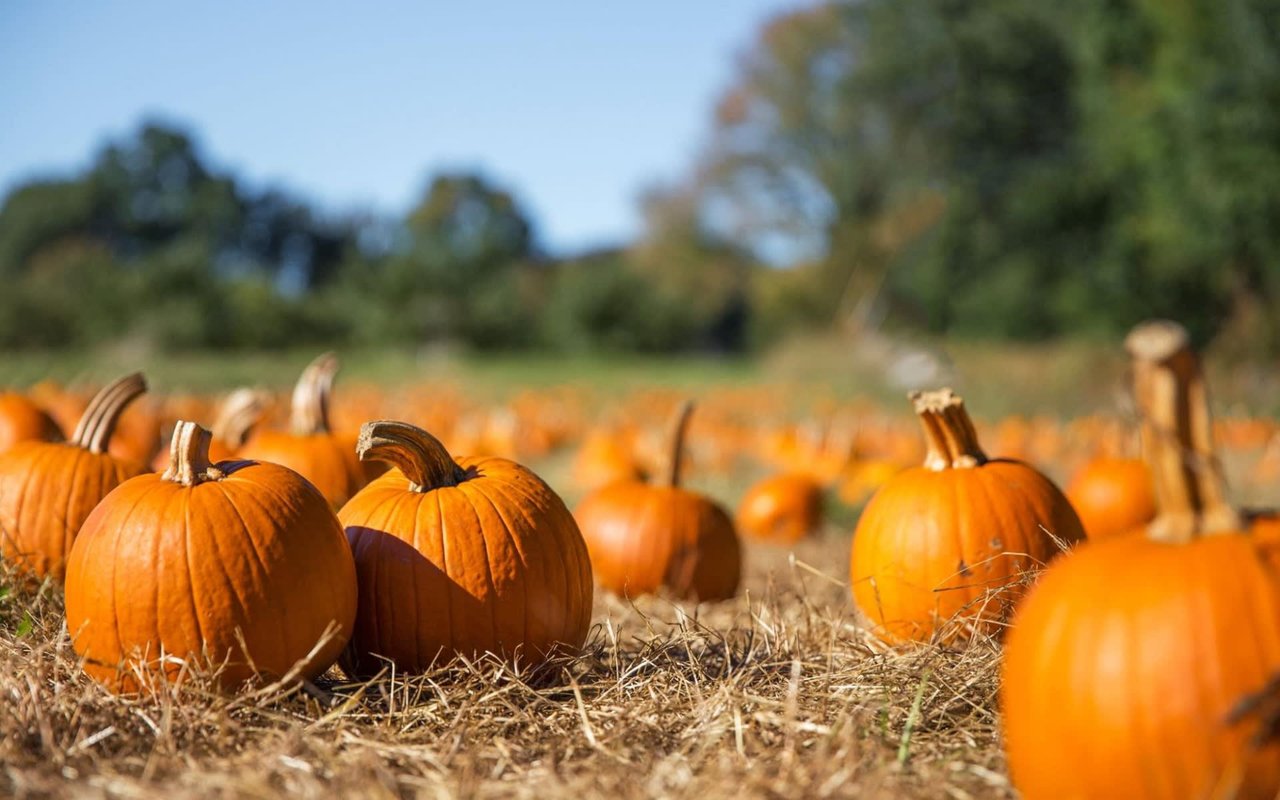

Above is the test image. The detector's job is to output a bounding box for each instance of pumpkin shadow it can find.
[341,526,509,680]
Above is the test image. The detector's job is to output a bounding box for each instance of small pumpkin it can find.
[849,389,1083,643]
[0,391,63,454]
[0,373,151,580]
[339,420,593,676]
[576,401,741,601]
[239,353,375,508]
[1065,456,1156,539]
[736,472,824,544]
[1003,320,1280,799]
[65,421,357,692]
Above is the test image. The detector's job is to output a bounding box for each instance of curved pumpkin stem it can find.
[910,389,987,471]
[1125,320,1241,542]
[290,352,338,437]
[357,420,465,492]
[666,400,695,488]
[212,388,270,449]
[162,421,223,487]
[70,372,148,455]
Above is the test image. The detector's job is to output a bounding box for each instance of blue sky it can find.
[0,2,796,254]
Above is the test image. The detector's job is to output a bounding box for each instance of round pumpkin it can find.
[0,391,63,454]
[736,472,824,544]
[239,353,374,508]
[338,420,593,676]
[1065,457,1156,539]
[64,421,357,692]
[1003,319,1280,799]
[576,401,742,602]
[0,373,151,581]
[849,389,1083,644]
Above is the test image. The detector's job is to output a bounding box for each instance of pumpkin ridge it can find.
[59,450,92,563]
[179,481,207,663]
[455,487,501,650]
[484,469,575,640]
[212,480,283,658]
[5,444,50,569]
[385,485,424,665]
[505,464,590,641]
[104,478,168,674]
[462,479,531,653]
[433,488,456,655]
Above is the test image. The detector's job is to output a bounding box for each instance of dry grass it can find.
[0,538,1012,800]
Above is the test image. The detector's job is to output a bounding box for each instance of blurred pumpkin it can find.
[239,353,377,508]
[0,391,62,454]
[736,472,823,544]
[576,401,741,601]
[1065,457,1156,539]
[0,373,151,581]
[1003,320,1280,800]
[151,388,271,473]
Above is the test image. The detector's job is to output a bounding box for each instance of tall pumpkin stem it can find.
[911,389,987,471]
[290,352,338,437]
[162,421,222,487]
[212,388,269,449]
[357,420,465,492]
[71,373,148,455]
[1125,320,1240,542]
[666,400,695,488]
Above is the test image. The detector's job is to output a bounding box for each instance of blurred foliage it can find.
[3,0,1280,354]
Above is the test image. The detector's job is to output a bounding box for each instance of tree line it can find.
[3,0,1278,354]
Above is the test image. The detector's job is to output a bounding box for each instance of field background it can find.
[3,335,1280,798]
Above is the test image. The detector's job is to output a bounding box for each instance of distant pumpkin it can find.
[0,391,62,454]
[1065,457,1156,539]
[239,353,376,508]
[736,472,824,544]
[576,401,742,602]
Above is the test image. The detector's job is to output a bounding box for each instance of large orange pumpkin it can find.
[735,472,824,544]
[1065,457,1156,539]
[1002,320,1280,799]
[575,401,741,602]
[338,420,593,676]
[0,373,151,580]
[850,389,1083,643]
[239,353,374,508]
[65,421,357,692]
[0,391,62,454]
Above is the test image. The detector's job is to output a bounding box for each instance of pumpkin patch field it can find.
[3,334,1280,799]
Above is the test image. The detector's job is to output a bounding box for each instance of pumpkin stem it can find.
[70,372,148,455]
[1125,320,1241,542]
[289,352,338,436]
[666,400,695,488]
[910,389,987,471]
[162,421,223,486]
[357,420,465,492]
[212,388,270,449]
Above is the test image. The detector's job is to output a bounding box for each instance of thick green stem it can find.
[162,421,222,486]
[70,373,148,455]
[910,389,987,471]
[357,420,465,492]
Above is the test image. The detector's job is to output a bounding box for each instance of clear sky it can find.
[0,2,795,255]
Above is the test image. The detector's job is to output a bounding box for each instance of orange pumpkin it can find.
[239,353,375,508]
[0,391,62,454]
[1065,457,1156,539]
[64,421,357,692]
[576,401,741,601]
[0,373,151,581]
[736,472,824,544]
[339,420,593,676]
[850,389,1083,643]
[1003,321,1280,799]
